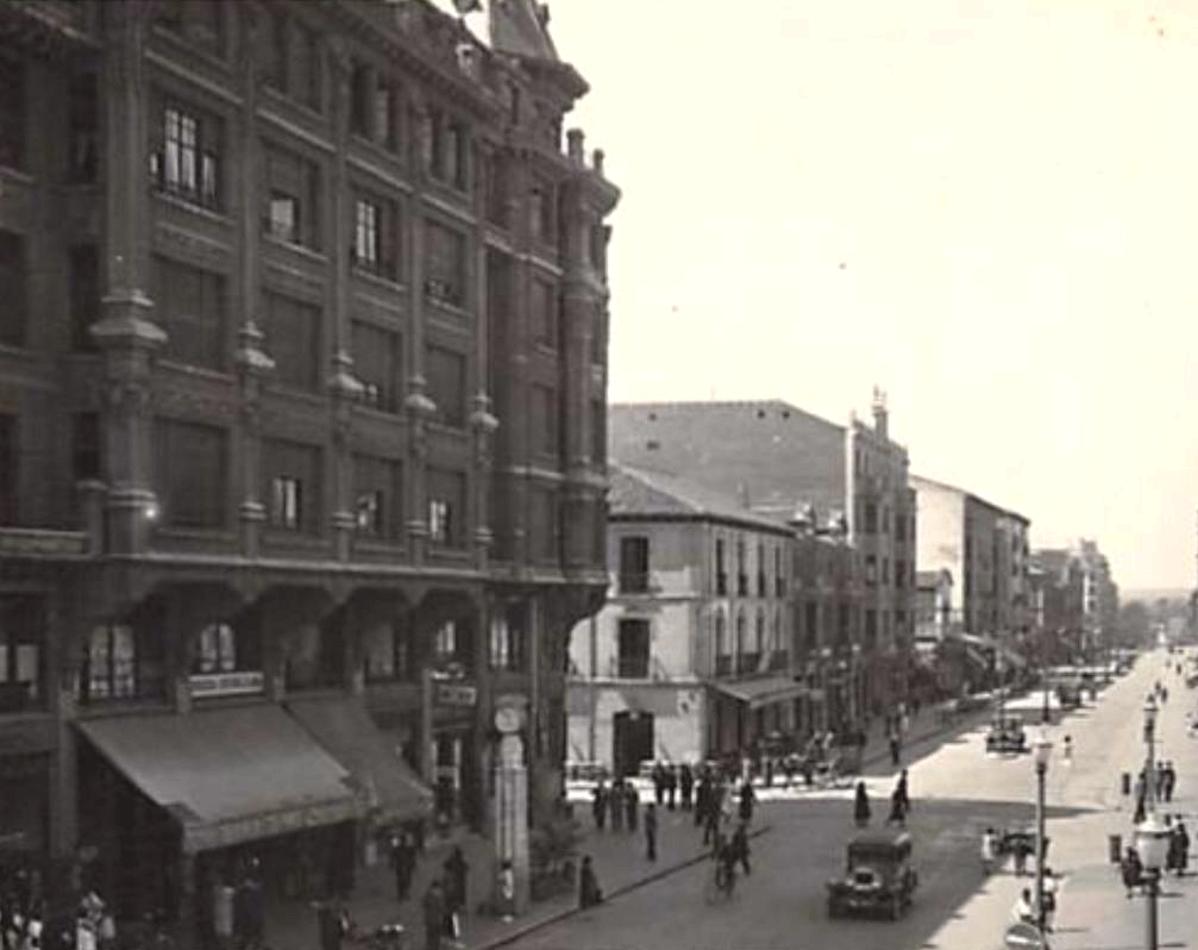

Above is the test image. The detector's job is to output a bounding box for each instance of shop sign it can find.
[0,528,87,557]
[189,670,265,698]
[435,682,477,708]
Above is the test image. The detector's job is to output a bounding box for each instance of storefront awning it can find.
[287,696,433,824]
[77,705,361,854]
[711,676,806,710]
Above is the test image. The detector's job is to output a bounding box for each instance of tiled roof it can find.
[608,465,791,534]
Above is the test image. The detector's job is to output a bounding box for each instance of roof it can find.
[709,676,807,709]
[609,465,791,534]
[910,473,1028,524]
[850,830,913,850]
[488,0,559,61]
[609,401,851,521]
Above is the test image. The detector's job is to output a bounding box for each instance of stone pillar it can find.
[95,0,165,554]
[493,705,530,916]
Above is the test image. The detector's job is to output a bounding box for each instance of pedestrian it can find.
[578,856,603,909]
[236,863,264,950]
[731,821,751,877]
[609,779,624,832]
[624,782,639,833]
[652,762,665,807]
[889,731,901,767]
[694,776,708,829]
[316,898,345,950]
[1042,868,1058,932]
[392,832,415,903]
[665,765,678,811]
[1174,820,1190,876]
[702,790,721,847]
[592,781,608,832]
[1011,888,1034,925]
[1163,761,1176,803]
[887,786,906,826]
[738,779,755,825]
[644,803,658,862]
[1012,835,1030,877]
[981,828,998,875]
[895,769,910,814]
[853,781,870,828]
[1062,735,1073,765]
[680,763,694,811]
[1122,847,1144,898]
[1156,762,1167,802]
[422,880,445,950]
[444,845,468,925]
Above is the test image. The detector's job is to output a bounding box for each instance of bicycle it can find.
[703,857,737,904]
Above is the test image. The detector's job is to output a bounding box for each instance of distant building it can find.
[914,569,954,641]
[608,392,914,718]
[1030,539,1119,662]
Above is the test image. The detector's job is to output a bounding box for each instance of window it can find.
[484,152,509,227]
[422,109,468,188]
[353,195,398,279]
[618,536,649,593]
[0,52,25,171]
[756,542,766,596]
[532,384,558,456]
[365,617,410,682]
[69,244,100,352]
[531,280,557,348]
[154,104,222,210]
[715,538,727,595]
[263,291,319,390]
[895,510,907,542]
[805,602,818,648]
[865,555,877,586]
[865,609,877,644]
[153,256,227,370]
[737,540,747,596]
[590,304,607,365]
[194,622,236,674]
[616,619,649,679]
[350,61,371,138]
[155,419,227,528]
[0,596,43,712]
[863,501,878,534]
[373,76,399,151]
[354,454,402,540]
[264,146,320,248]
[529,178,555,244]
[774,547,786,597]
[489,601,528,672]
[0,231,27,346]
[532,488,558,561]
[434,620,457,659]
[0,415,14,525]
[72,414,101,484]
[67,73,98,183]
[427,468,466,547]
[896,558,907,590]
[84,623,135,701]
[425,220,466,306]
[157,0,225,56]
[352,321,401,411]
[263,13,320,109]
[264,439,321,533]
[591,398,605,466]
[425,345,466,427]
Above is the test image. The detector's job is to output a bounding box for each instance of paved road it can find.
[507,650,1198,950]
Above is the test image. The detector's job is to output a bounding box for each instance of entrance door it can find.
[612,710,654,778]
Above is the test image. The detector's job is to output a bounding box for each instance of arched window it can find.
[735,611,746,656]
[715,612,726,656]
[755,609,765,653]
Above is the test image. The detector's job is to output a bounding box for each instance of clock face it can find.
[494,707,522,734]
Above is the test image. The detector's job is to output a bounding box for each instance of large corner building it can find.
[0,0,617,926]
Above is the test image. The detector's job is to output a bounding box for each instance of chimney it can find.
[592,148,605,177]
[871,386,888,440]
[567,128,584,164]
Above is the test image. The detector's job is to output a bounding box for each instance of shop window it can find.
[365,618,410,682]
[153,255,227,370]
[0,596,43,712]
[194,622,236,674]
[434,620,458,660]
[425,345,466,428]
[0,230,27,347]
[616,619,649,679]
[152,102,222,211]
[352,320,401,412]
[69,244,100,352]
[424,220,465,307]
[67,73,98,183]
[155,418,228,529]
[264,146,320,249]
[0,52,24,171]
[489,602,527,672]
[263,290,319,390]
[618,536,649,594]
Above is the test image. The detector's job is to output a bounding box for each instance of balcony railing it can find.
[618,572,651,595]
[615,657,649,679]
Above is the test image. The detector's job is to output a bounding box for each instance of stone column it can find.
[493,704,530,916]
[95,0,165,554]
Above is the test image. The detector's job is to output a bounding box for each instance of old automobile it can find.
[827,830,918,920]
[985,712,1027,753]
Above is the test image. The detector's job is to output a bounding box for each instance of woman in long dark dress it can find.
[853,781,871,828]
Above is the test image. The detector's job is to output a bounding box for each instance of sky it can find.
[461,0,1198,591]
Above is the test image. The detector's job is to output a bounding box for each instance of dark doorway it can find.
[612,710,653,778]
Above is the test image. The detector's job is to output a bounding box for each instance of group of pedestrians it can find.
[590,779,646,834]
[850,771,911,829]
[418,846,469,950]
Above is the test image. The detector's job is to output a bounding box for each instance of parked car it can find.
[827,830,918,920]
[985,713,1027,754]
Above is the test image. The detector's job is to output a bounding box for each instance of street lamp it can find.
[1032,732,1053,935]
[1143,697,1158,811]
[1135,811,1171,950]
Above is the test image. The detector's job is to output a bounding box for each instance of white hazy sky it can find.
[461,0,1198,590]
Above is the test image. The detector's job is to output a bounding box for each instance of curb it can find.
[473,824,773,949]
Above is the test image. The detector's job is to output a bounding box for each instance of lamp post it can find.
[1136,811,1171,950]
[1143,697,1158,811]
[1032,733,1053,935]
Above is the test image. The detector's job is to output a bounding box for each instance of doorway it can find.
[612,710,654,777]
